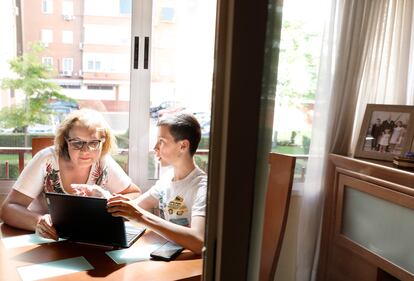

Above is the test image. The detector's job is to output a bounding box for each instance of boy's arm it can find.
[107,199,205,254]
[107,188,157,208]
[137,209,205,254]
[117,183,142,199]
[135,191,159,210]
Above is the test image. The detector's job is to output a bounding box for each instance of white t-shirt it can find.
[13,146,131,212]
[148,166,207,227]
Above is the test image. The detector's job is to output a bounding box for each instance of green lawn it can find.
[273,145,305,155]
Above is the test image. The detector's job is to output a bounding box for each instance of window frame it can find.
[61,57,74,72]
[41,29,53,44]
[41,57,53,67]
[41,0,53,14]
[128,0,155,190]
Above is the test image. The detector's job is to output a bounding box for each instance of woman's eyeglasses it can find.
[66,138,104,151]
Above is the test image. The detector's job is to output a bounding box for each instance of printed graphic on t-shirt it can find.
[170,218,189,226]
[159,195,190,226]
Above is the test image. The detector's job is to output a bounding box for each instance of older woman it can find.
[0,108,141,240]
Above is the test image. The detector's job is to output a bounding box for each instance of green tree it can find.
[0,43,71,142]
[277,20,320,106]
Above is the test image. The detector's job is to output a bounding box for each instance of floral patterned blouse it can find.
[43,160,108,194]
[13,147,131,199]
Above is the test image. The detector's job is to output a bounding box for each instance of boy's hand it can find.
[71,184,111,199]
[107,194,130,202]
[107,199,143,222]
[35,214,58,240]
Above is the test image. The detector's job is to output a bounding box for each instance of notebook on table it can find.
[45,192,145,248]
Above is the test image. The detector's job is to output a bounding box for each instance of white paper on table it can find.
[106,243,162,264]
[17,256,94,281]
[1,233,64,249]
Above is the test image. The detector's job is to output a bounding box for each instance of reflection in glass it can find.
[342,186,414,274]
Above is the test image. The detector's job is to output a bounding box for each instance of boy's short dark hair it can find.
[157,113,201,156]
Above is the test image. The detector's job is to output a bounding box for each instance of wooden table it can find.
[0,223,202,281]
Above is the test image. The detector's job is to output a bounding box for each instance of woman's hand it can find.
[35,214,58,240]
[107,199,143,222]
[71,184,111,199]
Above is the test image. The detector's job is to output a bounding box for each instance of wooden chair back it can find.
[31,137,54,156]
[259,152,296,281]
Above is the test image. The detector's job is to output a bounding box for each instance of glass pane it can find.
[0,0,131,179]
[272,0,324,183]
[148,0,216,178]
[342,186,414,274]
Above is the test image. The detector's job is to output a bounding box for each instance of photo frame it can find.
[355,104,414,161]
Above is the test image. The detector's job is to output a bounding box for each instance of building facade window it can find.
[84,53,128,73]
[61,85,81,89]
[84,24,129,46]
[62,58,74,73]
[87,60,102,71]
[41,29,53,45]
[62,30,73,44]
[62,1,74,17]
[41,0,53,14]
[41,57,53,67]
[87,85,114,90]
[85,0,127,16]
[160,7,175,22]
[119,0,132,15]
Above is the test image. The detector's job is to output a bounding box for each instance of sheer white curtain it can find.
[295,0,414,281]
[351,0,414,153]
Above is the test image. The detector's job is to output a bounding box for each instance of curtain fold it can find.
[295,0,414,280]
[350,0,414,153]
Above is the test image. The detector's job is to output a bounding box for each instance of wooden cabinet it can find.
[318,154,414,281]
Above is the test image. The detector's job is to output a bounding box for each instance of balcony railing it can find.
[0,147,211,180]
[0,147,307,182]
[0,147,32,178]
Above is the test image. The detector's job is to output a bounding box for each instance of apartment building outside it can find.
[11,0,183,134]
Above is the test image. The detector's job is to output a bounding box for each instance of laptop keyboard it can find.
[125,226,145,243]
[125,232,138,243]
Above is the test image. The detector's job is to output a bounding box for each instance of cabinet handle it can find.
[133,36,139,69]
[144,37,149,69]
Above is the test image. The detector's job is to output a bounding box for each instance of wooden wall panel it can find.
[318,154,414,281]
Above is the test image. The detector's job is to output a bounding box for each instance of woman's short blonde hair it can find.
[54,108,117,160]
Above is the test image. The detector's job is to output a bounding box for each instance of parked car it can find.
[27,124,55,134]
[0,128,14,133]
[200,120,210,137]
[49,100,79,123]
[192,111,211,137]
[8,100,79,134]
[150,101,185,118]
[193,111,210,124]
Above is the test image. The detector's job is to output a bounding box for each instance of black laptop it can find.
[45,192,145,248]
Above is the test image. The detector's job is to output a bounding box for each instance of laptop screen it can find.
[45,192,144,247]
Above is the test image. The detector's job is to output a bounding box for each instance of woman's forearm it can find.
[1,203,41,231]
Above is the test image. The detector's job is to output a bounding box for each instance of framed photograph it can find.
[355,104,414,161]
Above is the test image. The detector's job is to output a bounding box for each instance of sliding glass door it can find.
[129,0,216,190]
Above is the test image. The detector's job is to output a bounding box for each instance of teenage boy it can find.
[107,113,207,254]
